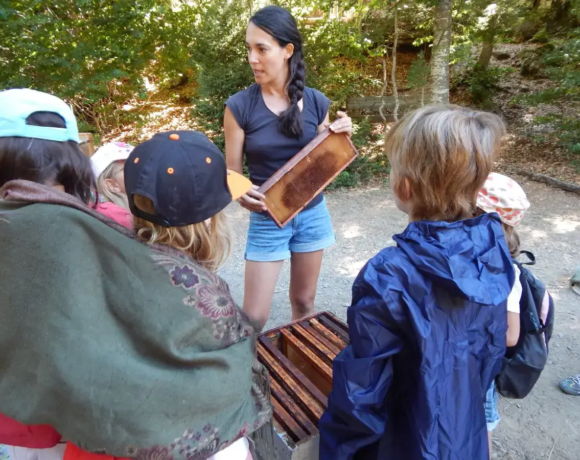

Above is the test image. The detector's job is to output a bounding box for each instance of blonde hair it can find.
[386,105,506,222]
[96,161,129,210]
[132,195,233,272]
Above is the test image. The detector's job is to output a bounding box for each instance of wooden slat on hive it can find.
[258,344,325,421]
[299,321,342,356]
[318,314,350,344]
[280,329,333,383]
[259,336,328,408]
[271,396,309,443]
[308,319,347,349]
[292,324,337,363]
[270,378,319,438]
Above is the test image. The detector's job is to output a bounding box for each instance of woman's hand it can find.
[329,111,353,137]
[238,185,268,212]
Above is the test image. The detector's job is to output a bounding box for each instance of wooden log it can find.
[350,114,396,122]
[346,95,421,112]
[513,168,580,195]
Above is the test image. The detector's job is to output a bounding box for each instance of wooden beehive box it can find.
[258,311,349,460]
[79,133,95,157]
[258,130,358,228]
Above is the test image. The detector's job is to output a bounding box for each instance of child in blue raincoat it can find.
[319,105,515,460]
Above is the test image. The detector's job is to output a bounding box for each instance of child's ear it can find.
[104,177,122,194]
[394,177,412,202]
[401,178,412,201]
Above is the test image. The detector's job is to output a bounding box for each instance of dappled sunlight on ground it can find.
[527,229,548,241]
[542,215,580,234]
[336,256,367,278]
[342,225,362,239]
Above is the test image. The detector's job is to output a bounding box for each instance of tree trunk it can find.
[378,57,389,131]
[476,15,498,71]
[391,1,400,121]
[430,0,452,104]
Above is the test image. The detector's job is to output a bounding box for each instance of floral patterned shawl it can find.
[0,181,272,460]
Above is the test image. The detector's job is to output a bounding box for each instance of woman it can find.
[0,89,271,460]
[224,5,352,329]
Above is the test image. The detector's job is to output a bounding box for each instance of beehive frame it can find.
[258,130,359,228]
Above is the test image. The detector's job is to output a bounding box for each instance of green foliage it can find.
[3,0,580,182]
[407,51,430,102]
[328,118,388,189]
[531,26,549,43]
[455,65,515,107]
[515,28,580,158]
[0,0,162,131]
[534,114,580,164]
[515,87,569,105]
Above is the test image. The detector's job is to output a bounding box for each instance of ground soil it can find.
[219,178,580,460]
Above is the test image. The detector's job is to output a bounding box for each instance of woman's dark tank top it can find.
[226,84,331,210]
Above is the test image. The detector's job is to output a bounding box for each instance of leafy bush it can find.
[329,118,388,189]
[454,65,515,107]
[534,114,580,165]
[515,28,580,158]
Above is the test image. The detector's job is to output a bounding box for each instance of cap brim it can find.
[226,169,252,201]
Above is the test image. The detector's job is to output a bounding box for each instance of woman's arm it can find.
[223,107,266,212]
[224,106,245,174]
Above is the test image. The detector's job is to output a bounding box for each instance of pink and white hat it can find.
[477,172,530,227]
[90,142,134,179]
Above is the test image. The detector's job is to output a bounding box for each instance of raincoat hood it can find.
[395,213,514,306]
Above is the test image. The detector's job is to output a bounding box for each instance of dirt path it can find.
[220,178,580,460]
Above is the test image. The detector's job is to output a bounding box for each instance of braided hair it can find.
[250,6,305,139]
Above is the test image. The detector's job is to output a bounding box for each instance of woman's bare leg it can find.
[289,250,324,321]
[243,260,284,330]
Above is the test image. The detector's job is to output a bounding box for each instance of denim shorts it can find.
[245,197,335,262]
[484,382,500,431]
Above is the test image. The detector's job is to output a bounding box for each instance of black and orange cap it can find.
[124,131,251,227]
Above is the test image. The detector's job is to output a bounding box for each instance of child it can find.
[0,89,270,460]
[476,173,530,457]
[319,105,515,460]
[90,142,134,228]
[124,130,255,459]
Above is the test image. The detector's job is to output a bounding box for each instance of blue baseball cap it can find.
[125,131,252,226]
[0,88,80,143]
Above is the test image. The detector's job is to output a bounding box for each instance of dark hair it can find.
[251,6,305,139]
[0,112,95,204]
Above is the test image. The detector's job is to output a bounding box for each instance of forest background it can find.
[1,0,580,187]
